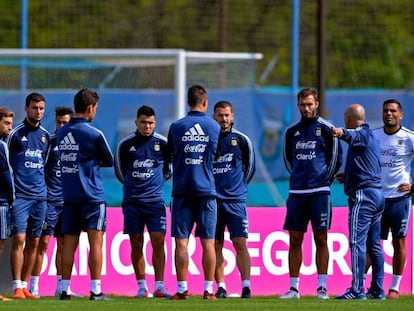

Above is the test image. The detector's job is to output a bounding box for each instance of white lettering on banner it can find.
[39,228,399,278]
[262,231,289,275]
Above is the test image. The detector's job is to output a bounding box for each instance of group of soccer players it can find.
[0,85,412,302]
[281,88,413,300]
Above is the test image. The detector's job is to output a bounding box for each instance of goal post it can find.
[0,48,263,119]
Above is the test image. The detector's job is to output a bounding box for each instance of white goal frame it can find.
[0,49,262,119]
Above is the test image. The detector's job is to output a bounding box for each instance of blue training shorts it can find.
[122,200,167,234]
[215,199,248,240]
[11,198,47,237]
[381,195,411,239]
[42,201,63,236]
[283,193,331,232]
[0,204,10,239]
[170,196,217,239]
[62,202,107,235]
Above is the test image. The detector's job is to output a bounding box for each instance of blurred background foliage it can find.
[0,0,413,89]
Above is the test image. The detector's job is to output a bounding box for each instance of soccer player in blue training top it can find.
[29,106,75,297]
[281,88,342,299]
[212,101,255,299]
[0,107,15,302]
[115,105,172,298]
[167,84,220,300]
[57,88,113,301]
[7,93,51,300]
[332,104,385,300]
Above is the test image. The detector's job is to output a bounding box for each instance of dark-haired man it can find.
[115,105,171,298]
[58,88,113,301]
[8,93,51,299]
[29,106,73,297]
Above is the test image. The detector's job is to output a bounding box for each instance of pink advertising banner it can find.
[37,207,412,297]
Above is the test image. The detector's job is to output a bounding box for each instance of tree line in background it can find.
[0,0,413,89]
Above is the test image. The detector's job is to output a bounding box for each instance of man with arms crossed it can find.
[212,101,255,299]
[167,84,220,300]
[115,105,171,298]
[0,107,14,302]
[58,88,113,301]
[281,88,342,299]
[7,93,51,299]
[372,99,414,299]
[29,107,74,297]
[332,104,385,300]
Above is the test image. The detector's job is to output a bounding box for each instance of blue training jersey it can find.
[114,130,171,204]
[213,127,255,200]
[167,111,220,197]
[57,117,114,203]
[7,119,51,199]
[45,133,63,202]
[283,116,342,194]
[341,123,382,196]
[0,141,14,206]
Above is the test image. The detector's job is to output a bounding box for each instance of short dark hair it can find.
[187,84,207,107]
[25,92,45,107]
[0,107,14,120]
[383,99,402,110]
[137,105,155,118]
[73,88,99,113]
[297,88,318,102]
[55,106,74,117]
[214,100,233,112]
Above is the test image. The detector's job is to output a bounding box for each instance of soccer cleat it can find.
[202,290,217,300]
[366,288,385,300]
[170,291,189,300]
[23,288,40,299]
[317,286,329,299]
[215,287,227,298]
[336,288,366,300]
[135,288,149,298]
[89,291,111,301]
[280,287,299,299]
[153,288,171,298]
[59,291,71,300]
[387,289,399,299]
[241,287,251,298]
[13,288,25,299]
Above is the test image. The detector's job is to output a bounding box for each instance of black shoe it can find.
[59,291,71,301]
[89,291,111,301]
[215,287,227,298]
[241,287,251,298]
[170,291,189,300]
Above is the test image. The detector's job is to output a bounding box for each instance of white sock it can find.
[90,279,102,295]
[217,282,226,290]
[155,280,164,291]
[137,279,147,290]
[177,281,187,294]
[56,275,62,294]
[30,275,40,293]
[290,277,299,291]
[390,274,402,292]
[12,280,22,290]
[21,281,28,289]
[242,280,250,289]
[317,274,327,288]
[204,280,213,293]
[61,280,70,293]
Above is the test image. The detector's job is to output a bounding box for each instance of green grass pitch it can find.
[2,294,414,311]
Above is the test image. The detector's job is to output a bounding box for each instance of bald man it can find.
[332,104,385,300]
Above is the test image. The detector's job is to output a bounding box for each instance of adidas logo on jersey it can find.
[59,132,79,150]
[182,123,209,142]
